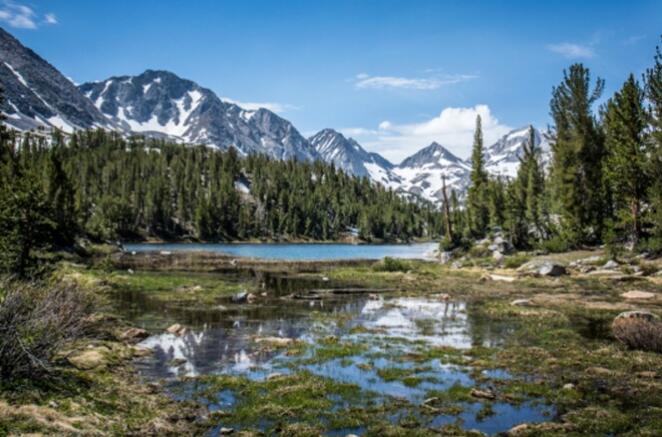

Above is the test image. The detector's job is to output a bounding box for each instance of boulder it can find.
[119,327,149,343]
[538,262,566,277]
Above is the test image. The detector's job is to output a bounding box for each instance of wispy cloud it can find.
[44,13,57,25]
[547,42,595,59]
[0,2,57,29]
[345,105,511,163]
[353,72,477,90]
[222,97,299,114]
[623,34,645,46]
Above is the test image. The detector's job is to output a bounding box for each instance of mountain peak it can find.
[399,141,465,169]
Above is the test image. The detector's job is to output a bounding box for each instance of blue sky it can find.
[3,0,661,161]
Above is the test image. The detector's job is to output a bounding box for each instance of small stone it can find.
[603,260,619,270]
[562,383,575,390]
[219,427,234,435]
[254,336,294,347]
[439,251,452,264]
[470,388,496,400]
[322,276,329,282]
[621,290,656,300]
[345,434,359,437]
[368,293,380,300]
[491,274,516,282]
[166,323,186,336]
[492,251,505,265]
[119,327,149,343]
[511,299,532,307]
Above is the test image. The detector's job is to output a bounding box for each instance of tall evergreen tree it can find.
[466,115,489,237]
[644,37,662,248]
[604,75,649,244]
[549,64,606,246]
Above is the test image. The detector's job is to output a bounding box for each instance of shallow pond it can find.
[111,272,554,435]
[123,242,438,261]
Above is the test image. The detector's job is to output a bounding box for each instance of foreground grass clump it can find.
[200,372,375,433]
[0,280,93,380]
[373,257,411,272]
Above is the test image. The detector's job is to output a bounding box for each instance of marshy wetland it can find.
[3,249,662,436]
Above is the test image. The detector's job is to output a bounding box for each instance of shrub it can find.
[538,235,570,253]
[612,314,662,353]
[373,257,410,272]
[0,281,93,380]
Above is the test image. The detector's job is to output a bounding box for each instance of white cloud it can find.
[222,97,299,114]
[0,2,58,29]
[354,73,477,90]
[345,105,512,163]
[547,42,595,59]
[44,13,57,25]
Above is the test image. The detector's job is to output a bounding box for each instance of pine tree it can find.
[604,75,649,245]
[466,115,489,237]
[46,149,78,246]
[549,64,606,246]
[644,37,662,248]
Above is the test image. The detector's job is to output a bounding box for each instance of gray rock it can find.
[439,251,453,265]
[492,251,505,265]
[538,262,567,277]
[603,260,619,270]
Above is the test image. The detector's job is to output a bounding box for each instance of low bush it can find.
[0,281,93,380]
[373,257,410,272]
[538,235,570,254]
[612,315,662,353]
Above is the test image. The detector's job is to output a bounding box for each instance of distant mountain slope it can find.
[484,126,550,177]
[393,142,471,201]
[309,128,401,187]
[0,27,114,132]
[78,70,319,161]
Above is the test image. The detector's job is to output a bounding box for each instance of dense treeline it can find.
[0,121,443,274]
[444,38,662,254]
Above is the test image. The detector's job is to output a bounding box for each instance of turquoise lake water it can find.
[122,242,439,261]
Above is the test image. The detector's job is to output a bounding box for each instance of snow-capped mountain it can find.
[78,70,318,161]
[0,26,549,205]
[484,126,549,177]
[0,27,115,133]
[392,142,471,202]
[309,129,401,187]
